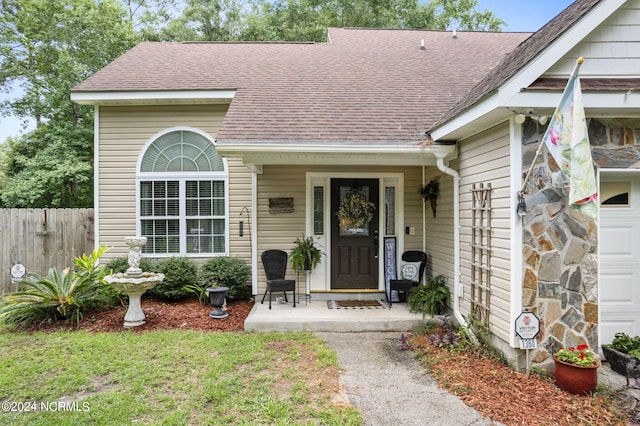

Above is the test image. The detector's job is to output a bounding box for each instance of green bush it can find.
[0,246,111,326]
[200,257,251,301]
[148,257,198,301]
[407,274,450,318]
[104,256,154,274]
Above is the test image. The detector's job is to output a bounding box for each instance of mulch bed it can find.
[18,298,254,333]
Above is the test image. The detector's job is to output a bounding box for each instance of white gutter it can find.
[435,155,468,330]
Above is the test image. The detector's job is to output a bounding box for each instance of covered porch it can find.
[244,295,430,332]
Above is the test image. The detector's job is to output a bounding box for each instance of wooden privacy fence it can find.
[0,209,94,295]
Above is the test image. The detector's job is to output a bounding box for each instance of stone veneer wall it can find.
[520,117,640,369]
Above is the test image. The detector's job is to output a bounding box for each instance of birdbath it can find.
[206,287,229,319]
[104,237,165,327]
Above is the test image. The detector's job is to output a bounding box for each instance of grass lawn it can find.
[0,330,361,425]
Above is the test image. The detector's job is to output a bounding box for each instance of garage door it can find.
[600,172,640,345]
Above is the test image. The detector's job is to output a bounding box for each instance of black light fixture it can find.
[239,207,249,237]
[517,193,527,218]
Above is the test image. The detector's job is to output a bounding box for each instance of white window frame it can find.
[136,127,229,257]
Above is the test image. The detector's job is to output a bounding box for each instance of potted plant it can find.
[553,344,600,395]
[337,192,375,231]
[406,274,449,318]
[419,177,440,217]
[290,235,323,273]
[601,332,640,382]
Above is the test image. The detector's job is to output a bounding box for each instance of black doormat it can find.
[326,300,390,309]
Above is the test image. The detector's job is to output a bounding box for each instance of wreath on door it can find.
[337,192,375,229]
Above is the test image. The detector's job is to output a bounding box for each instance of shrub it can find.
[0,246,111,326]
[407,274,450,317]
[200,257,251,301]
[104,256,154,274]
[148,257,198,301]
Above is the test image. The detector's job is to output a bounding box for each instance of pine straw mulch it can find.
[409,333,631,426]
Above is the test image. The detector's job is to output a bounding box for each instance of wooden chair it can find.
[388,250,427,307]
[261,250,296,310]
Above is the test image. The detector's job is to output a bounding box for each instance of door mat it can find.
[327,300,390,309]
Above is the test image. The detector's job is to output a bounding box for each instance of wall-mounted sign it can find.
[269,198,294,214]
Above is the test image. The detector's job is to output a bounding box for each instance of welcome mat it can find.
[326,300,390,309]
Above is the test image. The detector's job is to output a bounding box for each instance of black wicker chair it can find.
[388,250,427,307]
[261,250,296,309]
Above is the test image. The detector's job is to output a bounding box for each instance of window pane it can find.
[141,200,152,216]
[213,199,224,216]
[167,181,179,198]
[154,200,166,216]
[167,200,179,216]
[212,181,224,197]
[200,181,212,197]
[186,199,198,216]
[385,186,396,236]
[200,199,212,215]
[153,181,166,198]
[314,186,324,235]
[186,181,198,198]
[140,182,152,198]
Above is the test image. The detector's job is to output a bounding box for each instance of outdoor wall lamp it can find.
[515,113,548,126]
[239,207,250,237]
[517,193,527,218]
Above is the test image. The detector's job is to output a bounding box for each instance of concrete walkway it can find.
[316,332,499,426]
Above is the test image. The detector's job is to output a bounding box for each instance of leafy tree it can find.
[0,0,138,207]
[0,0,139,124]
[1,120,94,207]
[240,0,504,42]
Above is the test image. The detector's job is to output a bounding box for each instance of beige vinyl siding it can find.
[424,171,455,280]
[255,165,423,294]
[98,104,251,265]
[444,123,513,342]
[546,0,640,76]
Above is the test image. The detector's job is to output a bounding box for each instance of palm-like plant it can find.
[0,245,110,326]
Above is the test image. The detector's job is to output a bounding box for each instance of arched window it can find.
[137,130,228,255]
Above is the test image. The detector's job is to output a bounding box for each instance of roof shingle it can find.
[72,28,530,144]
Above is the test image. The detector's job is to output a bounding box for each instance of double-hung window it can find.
[137,129,228,255]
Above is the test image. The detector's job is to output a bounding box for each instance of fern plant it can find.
[407,274,450,318]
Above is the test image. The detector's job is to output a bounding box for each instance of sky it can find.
[0,0,576,143]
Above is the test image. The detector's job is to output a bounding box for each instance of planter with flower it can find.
[601,332,640,383]
[419,177,440,217]
[553,344,600,395]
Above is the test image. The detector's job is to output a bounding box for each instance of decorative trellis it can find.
[470,183,492,326]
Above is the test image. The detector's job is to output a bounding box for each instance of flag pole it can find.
[518,57,584,197]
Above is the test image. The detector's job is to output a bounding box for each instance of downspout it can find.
[435,155,469,330]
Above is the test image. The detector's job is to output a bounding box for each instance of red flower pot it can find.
[553,356,599,395]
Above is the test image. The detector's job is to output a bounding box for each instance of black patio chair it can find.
[261,250,296,310]
[388,250,427,308]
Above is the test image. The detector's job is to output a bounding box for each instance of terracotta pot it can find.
[553,356,599,395]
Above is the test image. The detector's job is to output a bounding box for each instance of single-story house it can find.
[71,0,640,369]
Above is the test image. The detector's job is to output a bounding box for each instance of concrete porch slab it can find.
[244,299,428,332]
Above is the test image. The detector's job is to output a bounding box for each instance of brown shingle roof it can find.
[429,0,601,131]
[72,28,529,144]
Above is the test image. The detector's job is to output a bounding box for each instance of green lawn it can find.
[0,330,361,425]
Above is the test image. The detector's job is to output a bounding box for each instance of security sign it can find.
[10,262,26,280]
[514,311,540,340]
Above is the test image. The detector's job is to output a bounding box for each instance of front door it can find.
[330,178,379,289]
